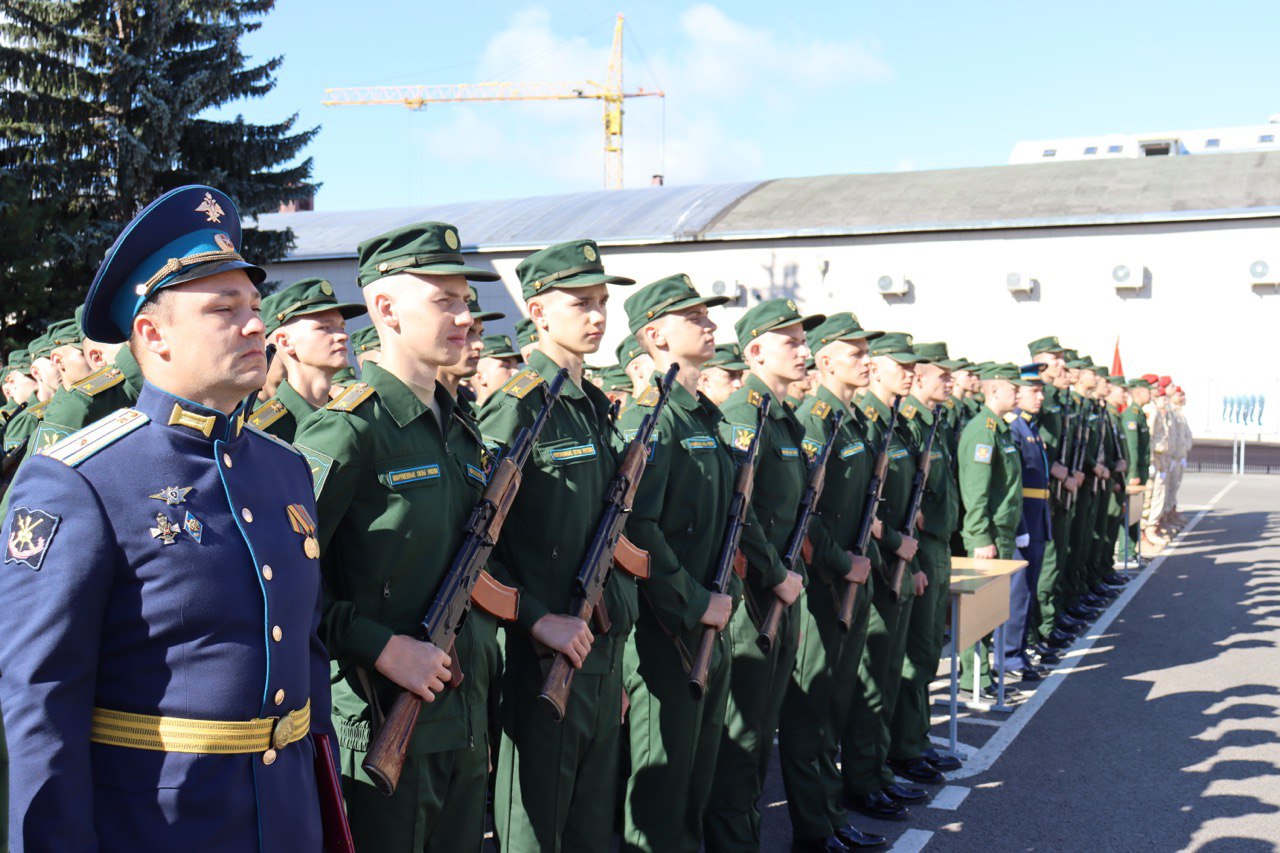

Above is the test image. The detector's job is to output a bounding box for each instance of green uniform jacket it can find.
[901,396,959,541]
[478,351,636,673]
[795,386,881,583]
[1040,386,1069,465]
[2,394,42,454]
[247,379,319,443]
[958,405,1024,551]
[294,362,489,754]
[861,392,918,561]
[1121,403,1150,483]
[619,374,739,638]
[32,348,146,451]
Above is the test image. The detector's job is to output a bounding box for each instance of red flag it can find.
[1111,337,1124,377]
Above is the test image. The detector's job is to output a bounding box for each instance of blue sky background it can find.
[225,1,1280,210]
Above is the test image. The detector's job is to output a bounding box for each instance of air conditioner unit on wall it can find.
[711,279,746,305]
[1249,260,1278,287]
[1112,264,1145,291]
[1006,272,1036,294]
[877,274,909,296]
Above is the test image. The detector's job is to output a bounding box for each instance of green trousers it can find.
[1038,506,1074,638]
[495,637,624,853]
[1085,486,1118,588]
[841,567,915,797]
[342,732,488,852]
[705,591,801,852]
[622,613,731,853]
[889,533,951,761]
[1063,486,1098,606]
[779,578,870,841]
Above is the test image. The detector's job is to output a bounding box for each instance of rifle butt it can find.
[361,691,423,797]
[537,653,575,722]
[837,580,858,632]
[889,558,908,601]
[688,627,717,701]
[756,596,785,654]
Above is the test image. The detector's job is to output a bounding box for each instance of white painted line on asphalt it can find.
[890,828,935,852]
[928,785,970,810]
[945,479,1237,782]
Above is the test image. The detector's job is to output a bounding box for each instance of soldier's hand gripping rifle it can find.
[756,410,845,654]
[836,397,899,631]
[1064,405,1090,511]
[362,369,569,796]
[688,395,770,700]
[1090,401,1107,495]
[537,363,679,721]
[1050,408,1074,509]
[889,405,940,600]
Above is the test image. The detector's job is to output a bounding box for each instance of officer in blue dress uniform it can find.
[0,185,337,851]
[1004,363,1052,681]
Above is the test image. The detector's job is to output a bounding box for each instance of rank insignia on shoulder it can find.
[731,425,756,452]
[986,417,998,431]
[636,386,660,407]
[974,443,993,464]
[810,399,831,420]
[944,399,955,409]
[29,400,51,420]
[73,365,125,397]
[248,399,288,430]
[501,370,544,400]
[862,404,879,422]
[183,511,204,544]
[150,513,180,546]
[326,382,375,413]
[150,486,193,506]
[901,403,917,420]
[747,389,763,407]
[43,409,149,467]
[293,444,336,498]
[5,507,60,571]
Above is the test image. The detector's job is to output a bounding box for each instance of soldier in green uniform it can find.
[477,239,637,853]
[1123,378,1153,562]
[697,343,746,407]
[617,333,653,402]
[472,333,523,406]
[31,325,144,450]
[2,335,55,461]
[1094,374,1131,585]
[247,278,366,441]
[887,341,964,783]
[515,316,540,362]
[704,298,817,851]
[786,312,887,851]
[16,318,92,457]
[349,324,381,373]
[842,333,927,821]
[613,273,736,852]
[292,221,501,851]
[1060,357,1108,623]
[1082,369,1125,598]
[439,287,505,403]
[956,364,1025,697]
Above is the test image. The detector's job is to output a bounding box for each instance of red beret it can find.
[1141,373,1159,384]
[1158,375,1173,387]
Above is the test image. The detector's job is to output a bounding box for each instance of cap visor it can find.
[543,272,637,289]
[405,263,502,282]
[471,310,506,321]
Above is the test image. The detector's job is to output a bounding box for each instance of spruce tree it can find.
[0,0,316,349]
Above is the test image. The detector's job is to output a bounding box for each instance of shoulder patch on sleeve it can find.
[248,398,289,431]
[635,386,660,407]
[73,365,125,397]
[801,437,823,459]
[245,423,303,456]
[32,421,75,452]
[1127,421,1137,430]
[326,382,376,412]
[731,425,757,453]
[42,408,149,467]
[4,507,61,571]
[293,443,336,498]
[810,399,831,420]
[500,369,545,400]
[973,443,993,464]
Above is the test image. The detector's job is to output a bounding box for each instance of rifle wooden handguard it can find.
[733,549,747,578]
[613,535,650,579]
[470,570,519,621]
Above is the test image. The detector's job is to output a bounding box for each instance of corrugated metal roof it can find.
[253,181,762,260]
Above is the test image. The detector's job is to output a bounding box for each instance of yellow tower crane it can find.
[321,13,663,190]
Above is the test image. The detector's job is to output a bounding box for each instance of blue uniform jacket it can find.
[0,383,332,852]
[1009,409,1051,544]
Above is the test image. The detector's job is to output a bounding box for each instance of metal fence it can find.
[1187,440,1280,474]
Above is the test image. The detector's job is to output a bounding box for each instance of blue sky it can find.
[228,0,1280,211]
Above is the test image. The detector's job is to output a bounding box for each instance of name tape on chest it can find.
[548,442,597,464]
[840,442,865,459]
[681,435,717,453]
[385,463,441,487]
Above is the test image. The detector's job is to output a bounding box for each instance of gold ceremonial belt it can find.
[1022,488,1050,499]
[90,700,310,754]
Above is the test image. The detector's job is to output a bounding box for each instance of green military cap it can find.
[480,333,519,360]
[45,317,85,350]
[1109,373,1126,385]
[978,362,1021,381]
[261,277,367,336]
[331,365,357,387]
[357,221,500,287]
[623,273,728,334]
[599,365,631,392]
[1127,378,1152,389]
[1094,365,1110,378]
[615,333,645,368]
[27,333,54,361]
[515,317,539,351]
[516,239,635,301]
[912,341,951,362]
[867,331,927,364]
[705,342,747,371]
[805,311,882,354]
[468,285,505,322]
[1072,354,1097,370]
[805,356,816,371]
[1017,362,1047,385]
[5,348,31,373]
[734,298,824,346]
[349,324,381,355]
[1027,335,1064,356]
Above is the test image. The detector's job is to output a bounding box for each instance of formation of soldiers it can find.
[0,185,1192,852]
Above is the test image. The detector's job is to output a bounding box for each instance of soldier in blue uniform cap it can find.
[0,185,341,851]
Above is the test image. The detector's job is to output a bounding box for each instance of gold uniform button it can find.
[223,452,232,467]
[241,508,254,523]
[262,565,273,581]
[262,749,277,766]
[272,625,283,642]
[274,689,285,706]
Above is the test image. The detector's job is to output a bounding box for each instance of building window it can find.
[1042,149,1057,157]
[1108,144,1123,153]
[1206,138,1221,148]
[1261,134,1275,143]
[1084,146,1098,155]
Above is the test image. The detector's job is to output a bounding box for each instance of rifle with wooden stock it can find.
[536,363,679,721]
[1064,402,1090,511]
[756,409,845,654]
[688,394,770,700]
[1050,407,1074,510]
[1089,400,1107,495]
[361,369,569,796]
[889,405,940,599]
[836,397,898,630]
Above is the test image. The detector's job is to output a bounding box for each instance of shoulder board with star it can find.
[986,416,998,430]
[28,399,51,420]
[244,423,303,457]
[326,381,376,412]
[1003,412,1018,424]
[901,402,918,420]
[73,364,125,397]
[42,408,149,467]
[862,403,880,422]
[746,389,763,407]
[635,386,660,407]
[500,370,544,400]
[248,398,289,431]
[944,398,956,410]
[809,399,831,420]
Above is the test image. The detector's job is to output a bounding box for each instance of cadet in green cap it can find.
[477,238,637,853]
[348,324,381,371]
[785,357,815,410]
[247,278,366,441]
[472,333,522,406]
[292,221,501,851]
[1094,376,1131,585]
[1,336,55,462]
[956,363,1026,696]
[705,297,819,851]
[615,272,741,852]
[786,312,887,851]
[698,342,746,406]
[1123,379,1153,561]
[440,286,506,404]
[1059,358,1108,625]
[616,332,653,401]
[887,341,964,783]
[16,318,91,457]
[598,364,632,406]
[842,332,928,821]
[515,316,540,362]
